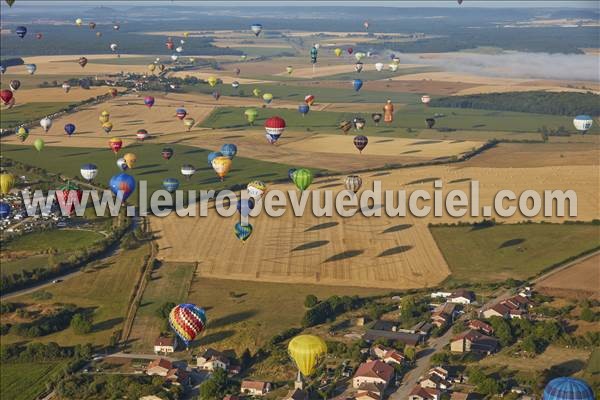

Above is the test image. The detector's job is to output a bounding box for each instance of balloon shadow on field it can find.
[138,169,168,176]
[183,149,204,155]
[65,151,93,157]
[209,310,258,329]
[377,245,412,257]
[292,240,329,252]
[92,317,124,333]
[499,238,525,249]
[370,171,390,177]
[222,135,244,139]
[375,139,394,143]
[253,172,277,178]
[449,177,471,184]
[194,330,236,347]
[318,183,341,189]
[136,164,161,170]
[381,224,412,234]
[324,250,364,263]
[305,222,338,232]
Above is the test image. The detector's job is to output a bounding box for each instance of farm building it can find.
[450,330,499,354]
[154,336,177,354]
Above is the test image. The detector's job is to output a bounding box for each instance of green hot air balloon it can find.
[293,168,313,191]
[33,138,45,152]
[244,108,258,125]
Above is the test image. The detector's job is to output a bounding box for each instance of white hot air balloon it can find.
[40,117,52,132]
[110,43,118,52]
[389,63,399,72]
[80,163,98,182]
[573,115,593,133]
[171,54,179,61]
[62,82,71,93]
[176,46,183,53]
[375,62,384,72]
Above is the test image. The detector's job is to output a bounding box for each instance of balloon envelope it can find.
[109,173,135,201]
[0,173,15,195]
[169,304,207,346]
[220,144,238,159]
[294,169,313,191]
[80,163,98,182]
[0,202,11,219]
[288,335,327,377]
[162,178,180,193]
[234,222,253,242]
[353,79,363,91]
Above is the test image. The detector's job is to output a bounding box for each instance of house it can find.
[481,303,510,319]
[409,385,441,400]
[428,367,449,381]
[223,396,240,400]
[413,321,434,336]
[420,374,450,390]
[450,330,499,354]
[370,344,390,359]
[356,390,382,400]
[240,380,271,396]
[154,336,177,354]
[431,291,452,299]
[383,349,405,366]
[468,320,494,335]
[165,368,191,386]
[356,382,386,400]
[352,360,395,390]
[364,328,423,347]
[447,289,476,305]
[504,295,533,310]
[197,348,230,372]
[146,358,173,376]
[431,302,458,328]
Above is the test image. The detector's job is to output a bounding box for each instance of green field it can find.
[2,142,305,202]
[0,74,76,90]
[1,255,51,276]
[201,105,572,137]
[0,361,67,400]
[2,245,149,347]
[231,46,295,57]
[318,66,438,81]
[0,102,74,129]
[3,230,103,253]
[430,223,600,285]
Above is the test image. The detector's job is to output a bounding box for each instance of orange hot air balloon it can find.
[123,153,137,169]
[108,88,118,97]
[383,99,394,123]
[109,137,123,155]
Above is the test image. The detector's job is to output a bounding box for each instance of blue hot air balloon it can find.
[353,79,363,92]
[220,144,237,159]
[64,123,76,136]
[162,178,180,193]
[80,163,98,182]
[234,222,253,242]
[16,26,27,39]
[0,65,6,74]
[237,198,255,217]
[543,378,594,400]
[25,64,37,75]
[298,104,310,116]
[0,202,11,219]
[207,151,223,167]
[109,173,135,201]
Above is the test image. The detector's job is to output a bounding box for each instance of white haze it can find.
[396,51,600,81]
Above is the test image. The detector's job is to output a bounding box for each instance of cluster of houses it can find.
[481,291,534,320]
[145,358,191,387]
[408,366,471,400]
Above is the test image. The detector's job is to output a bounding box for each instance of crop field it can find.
[2,230,103,254]
[535,254,600,299]
[1,102,73,129]
[430,223,600,285]
[0,361,67,400]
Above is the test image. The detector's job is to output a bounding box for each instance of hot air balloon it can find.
[389,63,399,72]
[25,64,37,75]
[233,67,241,76]
[371,113,382,126]
[55,182,83,216]
[363,20,370,30]
[250,23,263,36]
[175,46,183,53]
[286,66,293,75]
[339,120,352,134]
[0,90,13,105]
[354,62,364,73]
[99,110,110,124]
[34,32,42,40]
[288,335,327,377]
[109,137,123,154]
[5,0,16,8]
[0,202,11,219]
[75,18,83,26]
[33,138,44,152]
[231,81,240,89]
[80,163,98,182]
[426,118,436,129]
[171,54,179,62]
[88,22,96,29]
[293,168,313,191]
[383,100,394,123]
[113,24,120,31]
[353,135,368,153]
[96,32,102,37]
[168,304,207,347]
[262,93,273,105]
[40,116,52,132]
[147,63,156,73]
[161,147,174,161]
[240,55,247,61]
[212,90,221,101]
[163,178,180,193]
[183,118,195,131]
[183,32,190,38]
[288,168,297,182]
[264,116,286,144]
[375,62,384,72]
[15,26,27,38]
[244,108,258,125]
[421,95,431,105]
[181,164,196,179]
[573,115,593,133]
[334,48,343,57]
[64,123,76,136]
[355,52,366,62]
[166,38,174,50]
[345,175,362,193]
[211,156,232,181]
[16,126,29,142]
[353,117,366,131]
[62,82,71,93]
[252,88,261,98]
[207,151,223,167]
[0,173,15,195]
[176,108,187,120]
[234,222,253,243]
[347,47,354,55]
[136,128,149,141]
[237,198,255,217]
[247,180,267,200]
[9,80,20,91]
[392,56,400,65]
[207,76,218,87]
[458,0,463,4]
[220,143,238,159]
[116,157,128,171]
[353,79,363,92]
[108,88,118,97]
[543,378,594,400]
[109,173,135,201]
[144,96,155,108]
[298,104,309,117]
[304,94,315,106]
[123,153,136,169]
[78,57,88,68]
[0,65,5,74]
[102,122,114,134]
[310,46,318,65]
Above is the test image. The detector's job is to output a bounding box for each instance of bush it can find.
[304,294,318,308]
[70,313,92,335]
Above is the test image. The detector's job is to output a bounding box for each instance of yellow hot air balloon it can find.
[183,117,195,131]
[285,66,293,75]
[102,121,114,134]
[262,93,273,105]
[148,63,156,73]
[123,153,137,169]
[75,18,83,27]
[0,173,15,195]
[211,156,232,181]
[99,111,110,124]
[207,76,218,87]
[334,48,343,57]
[184,31,190,38]
[252,88,261,98]
[288,335,327,377]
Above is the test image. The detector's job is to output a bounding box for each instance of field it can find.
[1,245,149,347]
[2,230,103,253]
[0,361,67,400]
[430,224,600,284]
[535,254,600,299]
[1,102,73,129]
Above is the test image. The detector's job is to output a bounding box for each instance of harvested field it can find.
[3,86,123,104]
[536,254,600,299]
[6,54,156,76]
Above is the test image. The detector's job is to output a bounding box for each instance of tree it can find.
[581,307,595,322]
[240,348,252,370]
[199,367,229,400]
[70,313,92,335]
[488,316,513,346]
[404,346,416,362]
[304,294,318,308]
